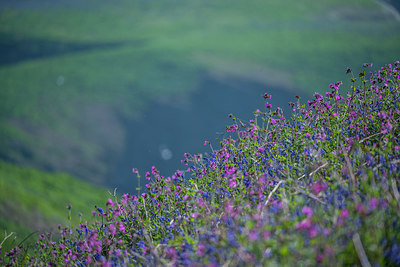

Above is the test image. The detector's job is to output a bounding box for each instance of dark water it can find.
[0,34,123,66]
[107,74,305,193]
[0,0,96,9]
[387,0,400,12]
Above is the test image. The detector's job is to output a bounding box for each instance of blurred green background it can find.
[0,0,399,251]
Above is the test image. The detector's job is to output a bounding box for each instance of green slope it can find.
[0,160,109,254]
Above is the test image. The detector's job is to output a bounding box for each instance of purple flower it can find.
[95,206,104,214]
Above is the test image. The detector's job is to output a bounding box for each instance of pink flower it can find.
[313,182,327,195]
[296,218,312,230]
[356,203,366,215]
[339,208,349,220]
[369,197,378,211]
[106,198,114,207]
[323,228,331,236]
[226,124,238,132]
[229,178,237,188]
[263,231,271,239]
[302,206,313,218]
[270,118,276,124]
[197,243,205,256]
[198,198,206,207]
[249,230,258,241]
[316,254,324,263]
[309,227,318,238]
[145,171,151,180]
[118,222,125,233]
[166,247,177,260]
[109,224,116,236]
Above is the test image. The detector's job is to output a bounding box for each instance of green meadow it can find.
[0,0,399,253]
[0,160,108,253]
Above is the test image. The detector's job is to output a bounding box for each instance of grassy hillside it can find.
[2,61,399,265]
[0,160,109,254]
[0,0,399,185]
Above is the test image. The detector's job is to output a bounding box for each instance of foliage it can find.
[1,61,400,266]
